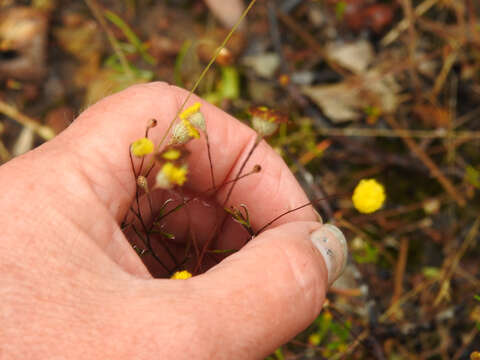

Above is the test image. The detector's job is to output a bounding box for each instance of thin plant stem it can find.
[156,0,258,150]
[132,224,170,273]
[129,151,180,269]
[254,202,314,236]
[204,130,216,189]
[85,0,134,78]
[222,135,262,207]
[254,193,349,236]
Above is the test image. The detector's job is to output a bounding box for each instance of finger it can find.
[133,222,347,359]
[56,82,316,227]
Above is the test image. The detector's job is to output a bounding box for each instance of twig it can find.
[400,0,421,92]
[431,48,458,98]
[380,278,437,322]
[452,325,479,360]
[276,10,349,77]
[0,100,54,140]
[381,0,439,46]
[283,146,334,220]
[390,237,409,312]
[269,7,332,128]
[385,115,466,207]
[314,126,480,140]
[434,217,480,306]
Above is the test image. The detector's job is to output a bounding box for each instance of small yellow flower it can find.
[308,333,321,346]
[162,148,181,160]
[352,179,386,214]
[182,118,200,139]
[171,270,192,280]
[179,102,202,120]
[156,162,188,189]
[471,351,480,360]
[131,138,154,157]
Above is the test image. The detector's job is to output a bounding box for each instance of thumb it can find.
[191,221,347,358]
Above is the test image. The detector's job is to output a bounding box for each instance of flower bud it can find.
[189,112,206,131]
[251,116,279,137]
[137,175,149,192]
[171,122,190,145]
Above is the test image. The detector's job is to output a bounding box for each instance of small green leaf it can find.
[335,1,347,20]
[161,231,175,240]
[104,10,156,65]
[274,347,285,360]
[423,266,441,279]
[174,40,192,87]
[208,248,238,254]
[219,66,240,100]
[466,166,480,189]
[353,242,379,264]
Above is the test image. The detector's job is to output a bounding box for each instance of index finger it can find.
[62,82,317,228]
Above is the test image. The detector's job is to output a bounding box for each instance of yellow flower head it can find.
[352,179,386,214]
[308,333,321,346]
[171,119,200,144]
[180,102,202,120]
[171,270,192,280]
[156,162,188,189]
[182,118,200,139]
[131,138,154,157]
[161,148,181,161]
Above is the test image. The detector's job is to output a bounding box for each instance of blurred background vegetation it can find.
[0,0,479,358]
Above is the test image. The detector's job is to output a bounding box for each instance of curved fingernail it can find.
[310,224,348,286]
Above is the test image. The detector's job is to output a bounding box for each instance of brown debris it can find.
[0,7,48,80]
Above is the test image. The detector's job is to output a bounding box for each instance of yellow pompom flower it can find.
[180,102,202,120]
[131,138,154,157]
[308,333,321,346]
[161,148,181,160]
[171,270,192,280]
[156,162,188,189]
[352,179,386,214]
[182,118,200,139]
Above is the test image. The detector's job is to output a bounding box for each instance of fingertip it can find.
[189,221,332,357]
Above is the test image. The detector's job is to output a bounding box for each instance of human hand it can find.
[0,82,347,359]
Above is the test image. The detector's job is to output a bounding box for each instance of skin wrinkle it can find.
[46,151,135,268]
[120,281,215,360]
[73,145,133,221]
[5,290,123,359]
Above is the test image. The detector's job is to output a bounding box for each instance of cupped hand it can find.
[0,82,347,359]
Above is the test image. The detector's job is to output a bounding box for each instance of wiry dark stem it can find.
[222,135,262,207]
[205,131,216,189]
